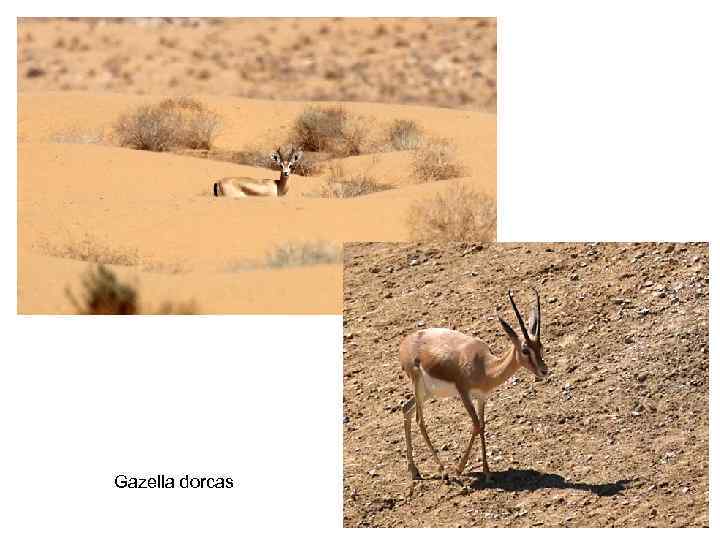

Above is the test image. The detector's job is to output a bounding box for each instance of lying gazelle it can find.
[212,146,303,198]
[399,288,547,481]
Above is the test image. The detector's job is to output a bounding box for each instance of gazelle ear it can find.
[291,148,303,163]
[270,151,280,163]
[497,312,519,343]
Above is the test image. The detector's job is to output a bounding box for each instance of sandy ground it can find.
[343,242,708,527]
[17,93,495,313]
[17,18,497,313]
[17,17,496,314]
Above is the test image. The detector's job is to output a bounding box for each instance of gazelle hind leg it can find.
[413,378,446,477]
[402,397,421,480]
[456,391,481,475]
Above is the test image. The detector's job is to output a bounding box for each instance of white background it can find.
[3,2,719,536]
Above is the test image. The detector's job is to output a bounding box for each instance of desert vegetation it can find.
[412,137,466,182]
[225,241,342,272]
[113,97,221,152]
[314,162,393,198]
[386,119,424,151]
[66,264,196,315]
[288,106,373,158]
[406,182,496,242]
[266,241,342,268]
[38,233,140,266]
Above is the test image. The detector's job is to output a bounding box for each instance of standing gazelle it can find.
[399,289,547,481]
[212,146,303,198]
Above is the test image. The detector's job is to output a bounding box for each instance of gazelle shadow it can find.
[467,468,632,496]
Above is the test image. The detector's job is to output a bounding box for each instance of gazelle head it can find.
[270,146,304,179]
[497,288,548,379]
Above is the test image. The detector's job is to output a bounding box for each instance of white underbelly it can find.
[419,368,486,401]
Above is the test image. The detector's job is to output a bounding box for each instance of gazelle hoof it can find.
[409,466,421,480]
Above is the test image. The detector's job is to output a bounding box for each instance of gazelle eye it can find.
[521,346,529,356]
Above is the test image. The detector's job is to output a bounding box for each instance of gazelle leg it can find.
[457,390,482,475]
[477,399,491,480]
[402,397,421,479]
[415,398,446,478]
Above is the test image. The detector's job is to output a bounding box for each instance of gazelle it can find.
[399,289,547,481]
[212,146,303,198]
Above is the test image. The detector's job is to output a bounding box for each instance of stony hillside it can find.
[343,242,708,527]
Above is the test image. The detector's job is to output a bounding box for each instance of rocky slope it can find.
[343,242,708,527]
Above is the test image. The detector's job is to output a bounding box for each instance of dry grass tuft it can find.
[113,97,221,152]
[38,233,140,266]
[51,126,107,145]
[406,182,496,242]
[66,264,138,315]
[386,119,424,150]
[412,137,466,182]
[66,264,197,315]
[265,241,342,268]
[315,162,392,198]
[289,106,371,157]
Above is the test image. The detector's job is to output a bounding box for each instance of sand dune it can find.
[18,93,495,313]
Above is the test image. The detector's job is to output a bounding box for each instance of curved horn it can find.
[531,287,541,338]
[508,289,530,342]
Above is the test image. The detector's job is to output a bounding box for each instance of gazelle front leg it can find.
[477,399,491,481]
[456,390,482,475]
[402,397,421,479]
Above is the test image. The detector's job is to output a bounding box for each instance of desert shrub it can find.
[288,106,370,157]
[66,264,138,315]
[66,264,197,315]
[38,233,140,266]
[113,97,221,152]
[292,157,324,176]
[387,119,423,150]
[265,241,342,268]
[412,137,466,182]
[315,162,392,198]
[406,182,496,242]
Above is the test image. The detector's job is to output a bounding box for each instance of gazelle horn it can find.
[507,289,530,342]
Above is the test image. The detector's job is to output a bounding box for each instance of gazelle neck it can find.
[274,171,290,196]
[483,345,521,390]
